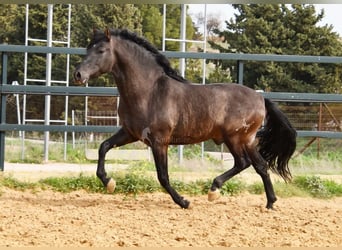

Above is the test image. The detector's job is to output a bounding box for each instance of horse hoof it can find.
[208,189,220,202]
[182,199,191,209]
[106,178,116,193]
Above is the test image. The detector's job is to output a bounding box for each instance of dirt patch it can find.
[0,189,341,247]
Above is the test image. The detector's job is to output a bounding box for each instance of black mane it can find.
[90,29,189,84]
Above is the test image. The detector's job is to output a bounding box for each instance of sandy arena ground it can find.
[1,161,342,247]
[0,188,341,247]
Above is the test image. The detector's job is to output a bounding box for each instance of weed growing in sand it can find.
[293,176,342,198]
[0,175,38,190]
[39,174,105,193]
[1,174,341,199]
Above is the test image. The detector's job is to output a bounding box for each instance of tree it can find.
[70,4,142,88]
[139,4,164,49]
[209,4,342,93]
[195,12,221,38]
[1,4,200,124]
[156,5,196,51]
[71,4,142,48]
[139,4,201,82]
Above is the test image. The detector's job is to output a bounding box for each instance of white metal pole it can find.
[63,4,72,161]
[201,4,208,160]
[21,4,30,160]
[178,4,187,165]
[44,4,53,162]
[72,109,75,149]
[12,81,22,137]
[162,4,166,52]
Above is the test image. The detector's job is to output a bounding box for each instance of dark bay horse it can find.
[74,28,297,209]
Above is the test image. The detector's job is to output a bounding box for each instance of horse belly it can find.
[169,119,219,145]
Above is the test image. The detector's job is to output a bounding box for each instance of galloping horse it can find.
[74,28,297,209]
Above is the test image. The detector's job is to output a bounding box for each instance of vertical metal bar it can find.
[22,4,30,160]
[44,4,53,162]
[162,4,166,51]
[317,103,322,158]
[72,109,75,149]
[237,60,244,84]
[201,4,208,160]
[63,4,72,161]
[179,4,186,76]
[177,4,187,165]
[0,52,8,171]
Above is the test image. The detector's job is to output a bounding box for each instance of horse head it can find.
[74,28,114,84]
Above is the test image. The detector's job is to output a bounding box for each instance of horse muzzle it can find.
[73,70,89,84]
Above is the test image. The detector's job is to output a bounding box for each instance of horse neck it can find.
[111,38,162,102]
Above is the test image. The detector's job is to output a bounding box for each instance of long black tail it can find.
[257,98,297,182]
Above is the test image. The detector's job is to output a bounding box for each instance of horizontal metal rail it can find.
[1,44,342,64]
[0,124,341,139]
[1,85,341,103]
[297,131,342,139]
[262,92,342,103]
[0,85,119,96]
[0,124,120,133]
[1,44,342,171]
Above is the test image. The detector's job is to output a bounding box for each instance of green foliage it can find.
[188,179,212,195]
[273,181,308,197]
[139,4,163,49]
[1,173,341,200]
[3,4,199,125]
[5,139,90,164]
[323,179,342,196]
[157,5,196,51]
[0,176,38,190]
[290,138,342,174]
[0,5,25,44]
[209,4,342,93]
[293,175,340,198]
[221,178,244,196]
[71,4,142,48]
[247,182,264,195]
[127,160,156,172]
[39,174,104,193]
[113,172,160,195]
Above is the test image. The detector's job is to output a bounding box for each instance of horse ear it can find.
[104,28,111,41]
[92,27,100,38]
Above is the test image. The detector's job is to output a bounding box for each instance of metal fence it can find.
[1,44,342,170]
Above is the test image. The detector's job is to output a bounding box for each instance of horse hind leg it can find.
[97,128,136,193]
[208,140,251,202]
[245,144,277,209]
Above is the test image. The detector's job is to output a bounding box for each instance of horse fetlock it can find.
[106,178,116,193]
[266,197,277,209]
[266,202,274,209]
[208,189,221,202]
[180,199,190,209]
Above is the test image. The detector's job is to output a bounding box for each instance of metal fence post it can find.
[0,51,8,171]
[237,60,244,84]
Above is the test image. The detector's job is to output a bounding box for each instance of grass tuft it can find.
[1,173,341,199]
[292,175,341,198]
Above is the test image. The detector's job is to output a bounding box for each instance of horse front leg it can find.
[97,128,136,193]
[151,143,190,209]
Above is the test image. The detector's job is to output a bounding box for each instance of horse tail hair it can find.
[257,98,297,182]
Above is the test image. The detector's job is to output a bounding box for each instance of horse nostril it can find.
[75,71,81,80]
